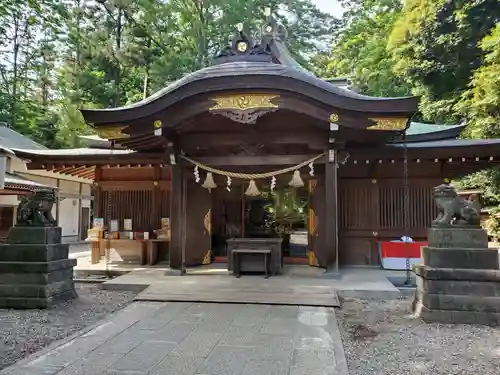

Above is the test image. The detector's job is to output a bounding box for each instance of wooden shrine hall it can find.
[13,15,500,272]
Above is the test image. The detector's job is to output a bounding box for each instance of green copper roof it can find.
[406,122,464,135]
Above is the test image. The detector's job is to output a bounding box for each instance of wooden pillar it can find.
[77,182,83,240]
[55,178,60,225]
[151,165,161,230]
[93,166,102,221]
[324,149,338,269]
[169,162,183,269]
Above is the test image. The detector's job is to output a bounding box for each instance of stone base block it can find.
[421,246,499,269]
[415,287,500,313]
[0,289,78,309]
[0,279,75,298]
[414,266,500,325]
[0,267,74,284]
[427,227,488,249]
[0,258,77,308]
[414,265,500,281]
[0,243,69,262]
[414,300,500,326]
[7,226,62,245]
[0,258,76,273]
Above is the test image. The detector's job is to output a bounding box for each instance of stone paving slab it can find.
[0,301,348,375]
[101,267,402,300]
[133,276,340,307]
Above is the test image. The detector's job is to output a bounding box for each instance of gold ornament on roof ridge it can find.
[153,120,162,129]
[368,117,408,131]
[209,94,279,112]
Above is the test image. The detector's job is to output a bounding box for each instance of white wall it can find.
[10,156,93,242]
[0,195,19,206]
[59,197,79,237]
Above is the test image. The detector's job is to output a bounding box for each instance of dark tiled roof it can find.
[85,62,414,115]
[389,139,500,148]
[406,122,463,136]
[0,126,47,150]
[12,147,133,156]
[4,172,53,191]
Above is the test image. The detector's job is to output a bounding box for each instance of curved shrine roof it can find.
[80,18,419,126]
[81,61,419,125]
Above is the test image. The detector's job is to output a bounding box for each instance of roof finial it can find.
[237,22,244,32]
[264,7,271,17]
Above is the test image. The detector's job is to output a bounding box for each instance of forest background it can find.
[0,0,499,201]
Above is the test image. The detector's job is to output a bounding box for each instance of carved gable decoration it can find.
[96,125,130,140]
[209,94,279,124]
[368,117,408,131]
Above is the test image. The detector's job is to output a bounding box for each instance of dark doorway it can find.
[80,207,90,240]
[211,185,308,261]
[0,206,14,238]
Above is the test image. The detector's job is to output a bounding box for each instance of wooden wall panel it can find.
[338,177,440,265]
[101,167,155,181]
[98,189,155,232]
[185,180,212,266]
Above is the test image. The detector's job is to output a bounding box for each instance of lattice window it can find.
[100,190,153,231]
[379,184,436,229]
[339,183,372,229]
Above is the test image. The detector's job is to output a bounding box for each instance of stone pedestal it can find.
[414,227,500,325]
[0,226,77,308]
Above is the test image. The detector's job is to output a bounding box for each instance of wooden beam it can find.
[193,154,324,166]
[121,136,167,149]
[179,132,326,149]
[26,153,167,170]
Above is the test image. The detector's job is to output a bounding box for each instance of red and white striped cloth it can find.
[379,241,427,270]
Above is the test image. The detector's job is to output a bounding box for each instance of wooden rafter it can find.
[71,166,95,178]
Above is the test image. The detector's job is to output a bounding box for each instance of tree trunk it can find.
[113,7,122,107]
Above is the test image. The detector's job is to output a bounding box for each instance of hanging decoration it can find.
[245,180,261,196]
[202,172,217,191]
[288,170,304,188]
[183,152,325,193]
[270,176,277,191]
[308,162,314,176]
[194,165,200,183]
[181,153,324,180]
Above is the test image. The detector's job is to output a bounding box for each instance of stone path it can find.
[1,302,348,375]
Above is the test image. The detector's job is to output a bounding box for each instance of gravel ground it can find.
[337,296,500,375]
[0,283,136,370]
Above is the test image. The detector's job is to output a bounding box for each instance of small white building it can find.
[0,123,92,243]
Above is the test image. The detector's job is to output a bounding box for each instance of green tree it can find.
[454,25,500,205]
[389,0,500,123]
[325,0,411,97]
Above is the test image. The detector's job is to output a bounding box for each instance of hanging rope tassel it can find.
[288,170,304,188]
[309,162,314,176]
[194,165,200,183]
[202,172,217,191]
[245,180,260,196]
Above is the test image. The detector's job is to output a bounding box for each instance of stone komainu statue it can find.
[432,184,481,227]
[17,189,57,226]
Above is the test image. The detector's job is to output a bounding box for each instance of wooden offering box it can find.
[227,238,283,275]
